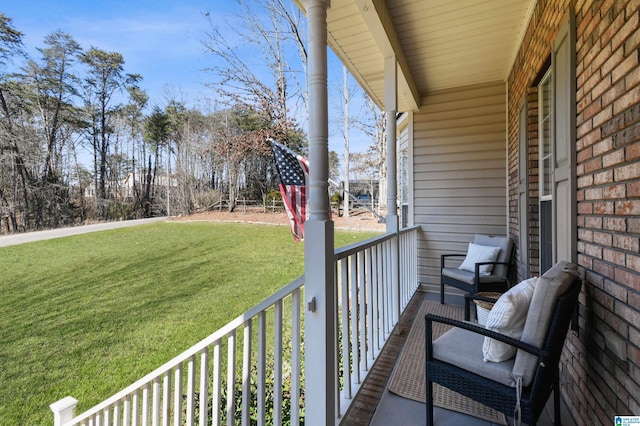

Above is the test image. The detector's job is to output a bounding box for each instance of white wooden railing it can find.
[51,226,419,426]
[333,226,419,419]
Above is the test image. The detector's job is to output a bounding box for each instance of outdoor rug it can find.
[388,300,507,425]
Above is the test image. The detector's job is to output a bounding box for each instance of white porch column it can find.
[303,1,336,426]
[384,56,400,324]
[384,56,399,233]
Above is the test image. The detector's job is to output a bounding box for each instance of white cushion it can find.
[482,277,537,362]
[458,242,501,275]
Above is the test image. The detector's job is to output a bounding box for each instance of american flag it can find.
[271,140,309,241]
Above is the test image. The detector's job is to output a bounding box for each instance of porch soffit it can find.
[295,0,536,112]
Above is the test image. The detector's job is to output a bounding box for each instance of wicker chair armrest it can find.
[441,253,466,268]
[465,293,500,305]
[425,313,548,359]
[474,261,510,268]
[474,261,511,285]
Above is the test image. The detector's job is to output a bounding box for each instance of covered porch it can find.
[298,0,639,424]
[52,0,640,424]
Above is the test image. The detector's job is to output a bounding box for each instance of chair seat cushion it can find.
[458,242,501,275]
[442,268,507,286]
[433,327,517,387]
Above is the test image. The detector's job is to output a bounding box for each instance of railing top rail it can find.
[64,274,305,425]
[334,225,420,260]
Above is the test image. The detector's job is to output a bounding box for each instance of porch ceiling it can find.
[296,0,536,112]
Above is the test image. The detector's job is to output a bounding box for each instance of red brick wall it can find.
[507,0,640,424]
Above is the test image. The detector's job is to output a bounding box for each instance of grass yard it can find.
[0,221,380,425]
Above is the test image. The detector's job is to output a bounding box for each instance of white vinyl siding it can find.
[413,81,507,293]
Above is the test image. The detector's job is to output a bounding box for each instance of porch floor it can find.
[340,290,576,426]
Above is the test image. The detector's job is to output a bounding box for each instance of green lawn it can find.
[0,221,380,425]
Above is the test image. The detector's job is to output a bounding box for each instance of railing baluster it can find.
[273,300,283,426]
[412,232,418,297]
[113,403,120,426]
[386,240,392,333]
[173,366,182,426]
[211,341,221,426]
[366,247,374,364]
[403,233,409,306]
[152,378,160,426]
[400,234,405,303]
[406,233,411,290]
[383,240,389,334]
[162,372,170,426]
[334,260,340,420]
[408,234,413,300]
[241,321,252,426]
[350,253,360,384]
[187,355,196,425]
[376,242,383,341]
[409,232,416,305]
[370,244,377,353]
[199,348,209,426]
[132,390,139,426]
[257,313,266,426]
[291,288,301,426]
[142,383,149,425]
[358,250,368,372]
[123,396,130,426]
[226,331,236,426]
[340,257,352,399]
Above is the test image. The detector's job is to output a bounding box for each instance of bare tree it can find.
[121,85,148,214]
[22,31,85,228]
[0,13,32,232]
[80,47,140,218]
[24,31,82,182]
[352,95,386,211]
[202,0,307,147]
[143,106,169,217]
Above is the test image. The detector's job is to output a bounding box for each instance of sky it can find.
[2,0,373,155]
[2,0,230,106]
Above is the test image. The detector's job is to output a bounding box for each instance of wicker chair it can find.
[440,234,516,320]
[426,261,581,426]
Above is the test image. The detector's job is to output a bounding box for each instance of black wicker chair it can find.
[440,234,517,321]
[426,261,581,426]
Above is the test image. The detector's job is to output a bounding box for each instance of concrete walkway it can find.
[0,217,168,247]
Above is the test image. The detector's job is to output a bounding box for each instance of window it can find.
[400,149,409,227]
[538,12,577,273]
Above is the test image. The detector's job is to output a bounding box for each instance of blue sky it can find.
[3,0,228,106]
[2,0,373,155]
